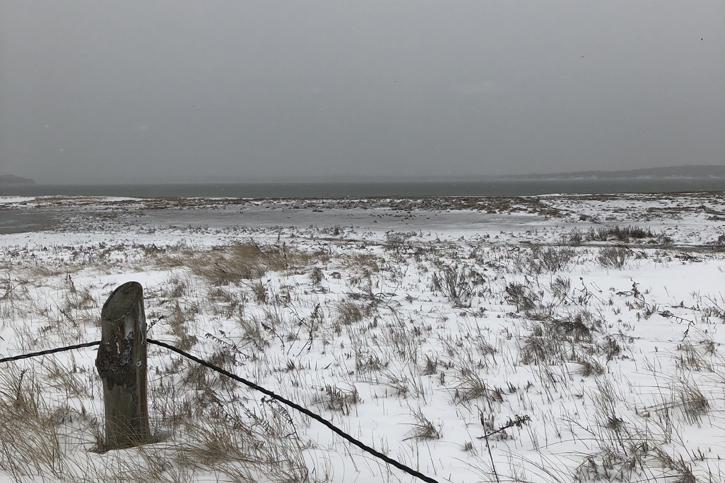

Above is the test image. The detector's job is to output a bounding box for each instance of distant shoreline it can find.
[505,176,725,181]
[503,165,725,180]
[0,174,35,185]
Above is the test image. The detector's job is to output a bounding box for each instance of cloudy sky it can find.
[1,1,723,184]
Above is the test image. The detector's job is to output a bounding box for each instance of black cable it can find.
[0,338,441,483]
[0,341,100,364]
[148,338,440,483]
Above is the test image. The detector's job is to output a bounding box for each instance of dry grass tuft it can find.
[0,366,71,480]
[313,385,361,415]
[405,408,442,441]
[453,367,504,408]
[598,246,631,269]
[187,242,313,285]
[336,299,370,325]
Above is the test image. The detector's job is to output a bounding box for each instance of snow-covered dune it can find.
[1,192,724,482]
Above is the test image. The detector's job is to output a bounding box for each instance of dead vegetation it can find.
[2,194,725,482]
[181,242,316,285]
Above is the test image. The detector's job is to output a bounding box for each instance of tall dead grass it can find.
[183,242,315,285]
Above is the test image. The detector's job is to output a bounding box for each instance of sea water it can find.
[1,178,725,198]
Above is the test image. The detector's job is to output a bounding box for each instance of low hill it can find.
[506,165,725,180]
[0,174,36,184]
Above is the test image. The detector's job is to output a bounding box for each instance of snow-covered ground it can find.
[1,192,725,482]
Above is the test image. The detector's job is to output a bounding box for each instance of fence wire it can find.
[0,338,440,483]
[0,341,100,363]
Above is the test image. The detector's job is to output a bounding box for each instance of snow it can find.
[1,192,725,482]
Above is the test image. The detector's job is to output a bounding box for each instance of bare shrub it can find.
[587,225,657,243]
[550,276,571,303]
[309,266,324,285]
[520,323,564,365]
[534,246,576,272]
[432,265,475,308]
[504,282,538,312]
[520,312,600,365]
[600,335,622,361]
[422,355,438,376]
[597,246,631,269]
[564,228,583,246]
[355,351,389,376]
[384,231,414,252]
[550,312,595,342]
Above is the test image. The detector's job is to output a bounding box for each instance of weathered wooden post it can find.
[95,281,151,449]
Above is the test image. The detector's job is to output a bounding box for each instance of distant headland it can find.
[0,174,36,184]
[504,165,725,180]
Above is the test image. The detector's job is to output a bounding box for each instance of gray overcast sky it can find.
[1,1,723,183]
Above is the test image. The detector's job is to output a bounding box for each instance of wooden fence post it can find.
[95,281,151,449]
